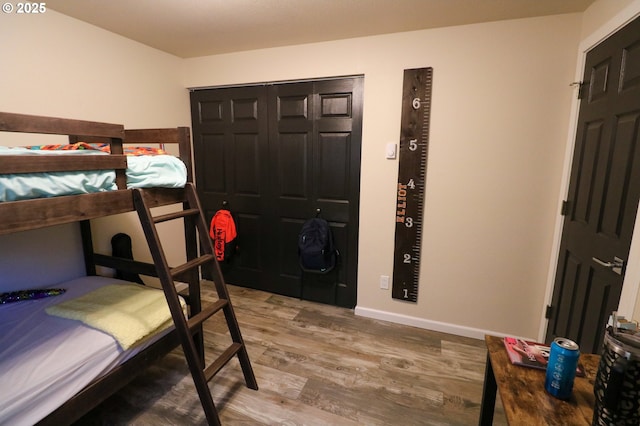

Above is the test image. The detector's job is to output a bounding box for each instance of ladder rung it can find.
[203,343,243,382]
[171,254,215,277]
[187,298,228,331]
[152,208,200,224]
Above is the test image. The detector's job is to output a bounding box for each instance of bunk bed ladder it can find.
[132,183,258,426]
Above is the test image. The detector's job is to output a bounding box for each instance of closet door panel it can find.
[268,82,314,296]
[317,132,350,200]
[201,133,226,194]
[234,213,263,271]
[233,133,261,195]
[278,217,306,277]
[191,86,269,287]
[276,132,308,198]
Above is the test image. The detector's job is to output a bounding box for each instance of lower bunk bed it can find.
[0,275,184,425]
[0,112,257,425]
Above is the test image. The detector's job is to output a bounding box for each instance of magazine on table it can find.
[503,337,585,376]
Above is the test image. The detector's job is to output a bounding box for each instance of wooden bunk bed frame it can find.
[0,112,257,425]
[0,112,192,235]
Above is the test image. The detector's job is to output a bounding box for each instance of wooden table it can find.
[479,335,601,425]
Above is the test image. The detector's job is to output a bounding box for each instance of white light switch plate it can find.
[385,143,397,159]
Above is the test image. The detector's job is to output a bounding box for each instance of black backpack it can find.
[111,233,144,284]
[298,217,337,273]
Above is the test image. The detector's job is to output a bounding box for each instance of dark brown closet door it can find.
[190,86,269,287]
[190,77,362,308]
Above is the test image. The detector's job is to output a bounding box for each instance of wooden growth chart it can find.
[392,67,433,302]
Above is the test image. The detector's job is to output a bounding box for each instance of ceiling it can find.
[47,0,595,58]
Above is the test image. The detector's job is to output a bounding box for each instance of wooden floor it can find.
[76,282,507,425]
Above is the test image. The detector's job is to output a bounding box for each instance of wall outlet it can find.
[379,275,389,289]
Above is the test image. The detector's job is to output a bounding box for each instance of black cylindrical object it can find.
[593,327,640,425]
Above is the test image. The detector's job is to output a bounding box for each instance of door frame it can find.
[539,5,640,342]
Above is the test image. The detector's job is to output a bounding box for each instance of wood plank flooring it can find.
[75,282,507,425]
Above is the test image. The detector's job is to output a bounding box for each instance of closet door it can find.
[190,77,362,308]
[190,85,270,289]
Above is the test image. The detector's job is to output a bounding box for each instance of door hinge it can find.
[561,200,570,216]
[570,81,585,100]
[545,305,553,319]
[578,82,586,100]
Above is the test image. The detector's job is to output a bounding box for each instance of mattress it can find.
[0,276,178,425]
[0,146,187,202]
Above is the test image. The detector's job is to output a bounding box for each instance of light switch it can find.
[385,143,397,159]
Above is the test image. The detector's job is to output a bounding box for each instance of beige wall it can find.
[2,1,639,340]
[0,10,190,286]
[182,14,582,339]
[581,0,637,39]
[1,11,187,126]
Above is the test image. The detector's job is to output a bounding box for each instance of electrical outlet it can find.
[380,275,389,290]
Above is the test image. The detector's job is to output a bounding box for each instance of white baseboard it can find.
[354,306,528,341]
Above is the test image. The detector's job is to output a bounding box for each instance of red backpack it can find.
[209,209,238,262]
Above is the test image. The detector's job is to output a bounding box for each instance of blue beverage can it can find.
[545,337,580,399]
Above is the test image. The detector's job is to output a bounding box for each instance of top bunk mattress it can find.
[0,144,187,202]
[0,275,181,425]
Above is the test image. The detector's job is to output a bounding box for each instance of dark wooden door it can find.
[190,77,363,308]
[190,85,269,286]
[546,15,640,354]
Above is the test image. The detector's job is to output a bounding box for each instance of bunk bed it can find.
[0,112,257,426]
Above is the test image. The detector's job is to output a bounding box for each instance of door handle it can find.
[592,256,625,275]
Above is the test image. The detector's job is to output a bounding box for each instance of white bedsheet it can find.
[0,276,176,425]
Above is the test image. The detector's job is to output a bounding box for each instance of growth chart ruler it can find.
[392,67,433,302]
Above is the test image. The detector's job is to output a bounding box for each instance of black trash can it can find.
[593,325,640,425]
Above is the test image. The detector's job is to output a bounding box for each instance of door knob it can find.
[592,256,625,275]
